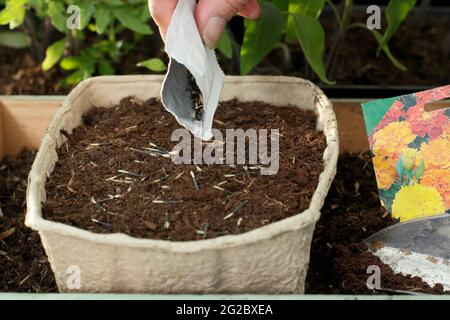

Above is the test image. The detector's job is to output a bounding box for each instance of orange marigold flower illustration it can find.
[419,138,450,170]
[415,86,450,107]
[372,155,397,189]
[442,122,450,139]
[415,90,437,107]
[421,169,450,208]
[373,100,406,133]
[406,106,447,139]
[372,122,416,159]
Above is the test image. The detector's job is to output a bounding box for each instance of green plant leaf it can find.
[139,4,150,22]
[369,28,407,71]
[272,0,289,27]
[216,30,233,59]
[47,1,67,32]
[95,5,111,34]
[379,182,401,212]
[103,0,124,6]
[286,0,325,43]
[0,31,29,48]
[60,56,81,70]
[113,6,152,34]
[137,58,167,72]
[272,0,289,11]
[0,0,27,29]
[61,54,95,87]
[28,0,46,17]
[350,22,406,71]
[99,60,115,75]
[42,38,65,71]
[240,1,283,75]
[293,14,334,84]
[79,1,96,30]
[294,0,325,17]
[62,69,85,87]
[377,0,416,55]
[396,156,404,183]
[414,160,425,181]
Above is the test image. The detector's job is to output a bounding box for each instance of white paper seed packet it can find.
[160,0,225,141]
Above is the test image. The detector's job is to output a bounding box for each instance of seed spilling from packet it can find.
[187,71,204,121]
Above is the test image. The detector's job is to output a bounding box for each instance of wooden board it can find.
[0,103,3,159]
[0,98,62,159]
[333,100,370,153]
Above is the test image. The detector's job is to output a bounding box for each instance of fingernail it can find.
[202,16,227,49]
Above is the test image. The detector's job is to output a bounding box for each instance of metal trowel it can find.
[361,86,450,291]
[365,214,450,290]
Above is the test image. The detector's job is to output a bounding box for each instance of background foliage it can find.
[0,0,418,87]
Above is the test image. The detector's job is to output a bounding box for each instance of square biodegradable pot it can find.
[26,75,339,293]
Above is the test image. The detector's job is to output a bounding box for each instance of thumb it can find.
[148,0,178,41]
[195,0,260,49]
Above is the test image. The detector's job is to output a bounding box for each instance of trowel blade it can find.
[365,214,450,290]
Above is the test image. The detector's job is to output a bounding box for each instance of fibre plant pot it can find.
[26,75,339,293]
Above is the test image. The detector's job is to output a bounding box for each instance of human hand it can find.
[148,0,260,49]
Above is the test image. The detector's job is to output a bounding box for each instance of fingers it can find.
[236,0,261,19]
[195,0,260,49]
[148,0,178,41]
[148,0,261,47]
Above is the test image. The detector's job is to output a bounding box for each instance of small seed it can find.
[91,218,112,230]
[152,199,184,204]
[224,202,246,220]
[19,275,32,286]
[190,171,199,191]
[174,172,185,180]
[144,221,157,231]
[0,228,15,241]
[118,169,143,177]
[164,213,170,229]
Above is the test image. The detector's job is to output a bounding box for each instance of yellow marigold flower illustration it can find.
[373,122,416,159]
[392,184,445,222]
[419,138,450,170]
[372,155,396,189]
[421,169,450,208]
[401,148,418,171]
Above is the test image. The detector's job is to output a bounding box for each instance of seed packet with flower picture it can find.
[361,86,450,222]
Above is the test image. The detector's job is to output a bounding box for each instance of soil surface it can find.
[0,47,67,95]
[305,152,445,294]
[43,98,326,241]
[0,149,57,292]
[0,149,446,294]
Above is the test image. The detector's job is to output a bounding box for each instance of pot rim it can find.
[26,75,339,252]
